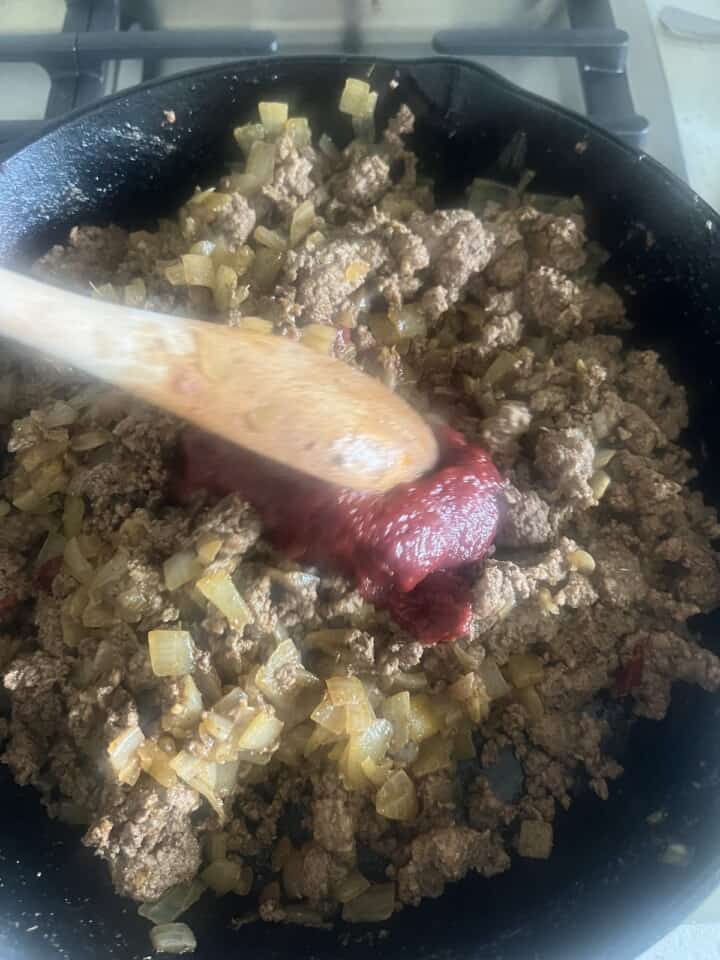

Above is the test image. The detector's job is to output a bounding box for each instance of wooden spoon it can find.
[0,267,438,493]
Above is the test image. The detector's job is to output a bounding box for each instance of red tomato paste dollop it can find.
[174,425,502,644]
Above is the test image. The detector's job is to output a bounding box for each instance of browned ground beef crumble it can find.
[1,95,719,934]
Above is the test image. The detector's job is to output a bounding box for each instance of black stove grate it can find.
[0,0,648,154]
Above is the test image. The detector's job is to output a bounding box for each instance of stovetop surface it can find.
[0,0,685,181]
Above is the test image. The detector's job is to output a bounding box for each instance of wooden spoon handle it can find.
[0,268,438,492]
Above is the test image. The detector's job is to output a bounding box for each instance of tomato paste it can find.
[175,424,501,644]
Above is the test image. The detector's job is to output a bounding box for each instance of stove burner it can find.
[0,0,646,155]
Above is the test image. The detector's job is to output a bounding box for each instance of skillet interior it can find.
[0,57,720,960]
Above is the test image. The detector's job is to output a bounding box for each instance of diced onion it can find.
[258,101,288,134]
[345,700,376,736]
[12,489,55,515]
[149,922,197,955]
[369,304,426,345]
[360,757,392,787]
[170,752,223,816]
[252,248,284,292]
[482,351,517,387]
[375,770,418,822]
[62,495,85,538]
[43,400,78,428]
[137,739,178,789]
[235,711,284,753]
[213,264,238,313]
[285,116,311,147]
[333,870,370,904]
[477,658,511,700]
[161,676,204,735]
[70,429,111,452]
[303,724,338,757]
[195,571,253,630]
[390,672,428,692]
[225,172,261,196]
[506,654,544,689]
[341,719,393,791]
[590,470,611,500]
[196,536,223,565]
[31,459,67,497]
[246,140,276,186]
[64,536,93,583]
[188,187,216,206]
[108,725,145,784]
[339,78,378,119]
[189,240,216,257]
[202,858,243,895]
[254,225,287,251]
[517,820,553,860]
[233,122,265,154]
[407,694,442,743]
[91,548,129,591]
[515,684,544,722]
[206,831,228,863]
[568,549,596,574]
[537,587,560,616]
[454,724,476,761]
[412,735,454,778]
[326,676,365,706]
[139,879,205,925]
[215,759,245,796]
[290,199,315,247]
[256,639,320,710]
[311,695,348,736]
[201,710,235,742]
[148,630,195,677]
[383,691,410,752]
[181,254,215,288]
[165,262,187,286]
[214,688,249,718]
[163,551,203,592]
[449,673,490,724]
[593,448,616,469]
[16,435,67,471]
[342,882,395,923]
[36,530,66,570]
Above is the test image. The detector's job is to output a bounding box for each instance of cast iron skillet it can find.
[0,56,720,960]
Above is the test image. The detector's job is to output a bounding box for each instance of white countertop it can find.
[638,5,720,956]
[645,0,720,210]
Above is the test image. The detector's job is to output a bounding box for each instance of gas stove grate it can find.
[0,0,647,154]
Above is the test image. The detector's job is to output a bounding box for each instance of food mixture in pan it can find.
[2,80,720,950]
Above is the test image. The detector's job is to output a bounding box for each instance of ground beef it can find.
[497,485,558,547]
[84,781,201,901]
[535,426,595,502]
[311,772,358,860]
[397,826,510,904]
[1,96,718,936]
[263,138,316,216]
[410,209,495,301]
[285,238,386,325]
[524,266,583,335]
[331,154,391,208]
[208,193,256,249]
